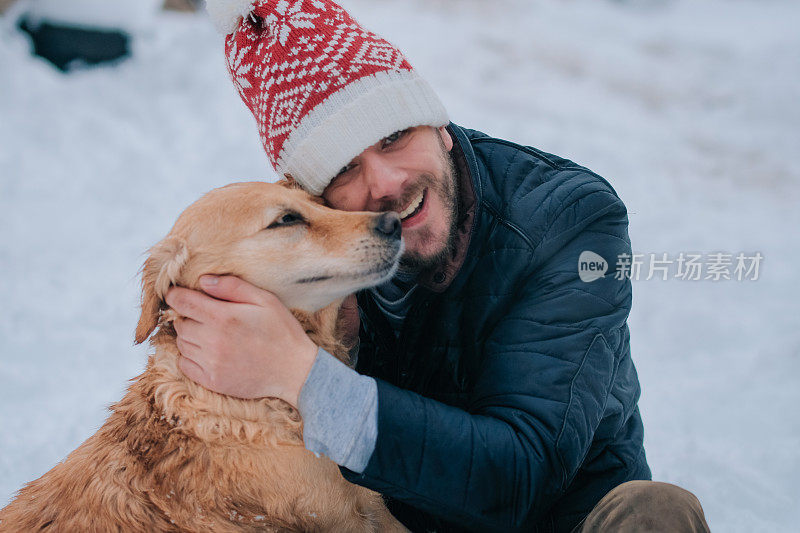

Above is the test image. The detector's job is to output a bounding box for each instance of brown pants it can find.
[574,480,711,532]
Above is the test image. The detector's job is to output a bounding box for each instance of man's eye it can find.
[266,212,305,229]
[336,163,356,177]
[381,129,409,149]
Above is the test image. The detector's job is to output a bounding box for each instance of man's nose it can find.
[361,152,406,205]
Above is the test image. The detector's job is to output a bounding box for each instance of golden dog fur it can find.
[0,181,406,532]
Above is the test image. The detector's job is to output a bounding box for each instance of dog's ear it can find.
[134,237,189,345]
[277,173,303,190]
[277,173,326,205]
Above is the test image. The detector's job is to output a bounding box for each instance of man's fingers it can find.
[177,354,208,387]
[338,293,360,346]
[165,286,218,322]
[175,334,202,360]
[199,275,276,306]
[340,293,358,312]
[173,316,204,346]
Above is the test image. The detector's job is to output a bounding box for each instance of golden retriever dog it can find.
[0,181,408,532]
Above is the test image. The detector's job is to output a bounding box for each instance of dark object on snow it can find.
[18,17,130,72]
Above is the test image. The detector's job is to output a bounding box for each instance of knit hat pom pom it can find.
[206,0,256,35]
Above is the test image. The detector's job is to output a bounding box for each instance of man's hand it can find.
[164,275,318,408]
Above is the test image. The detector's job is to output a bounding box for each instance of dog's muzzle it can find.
[372,212,402,241]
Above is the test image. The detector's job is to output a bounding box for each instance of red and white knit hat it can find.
[207,0,449,195]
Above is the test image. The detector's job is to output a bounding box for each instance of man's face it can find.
[321,126,458,270]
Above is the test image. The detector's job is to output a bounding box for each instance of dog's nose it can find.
[372,212,401,240]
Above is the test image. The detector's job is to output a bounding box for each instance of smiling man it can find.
[323,126,458,270]
[166,1,711,531]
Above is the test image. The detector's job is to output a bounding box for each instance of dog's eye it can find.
[267,212,305,229]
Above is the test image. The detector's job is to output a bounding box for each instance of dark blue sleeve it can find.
[345,181,634,532]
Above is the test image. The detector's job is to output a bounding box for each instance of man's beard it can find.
[386,142,460,272]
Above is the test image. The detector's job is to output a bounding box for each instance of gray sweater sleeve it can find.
[296,347,378,473]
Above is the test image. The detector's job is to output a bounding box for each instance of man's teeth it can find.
[399,190,424,220]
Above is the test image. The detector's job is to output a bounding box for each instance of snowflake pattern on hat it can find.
[226,0,413,166]
[219,0,448,194]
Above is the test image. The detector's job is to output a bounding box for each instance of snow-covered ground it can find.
[1,0,798,530]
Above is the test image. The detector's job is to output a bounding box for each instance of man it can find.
[168,1,710,531]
